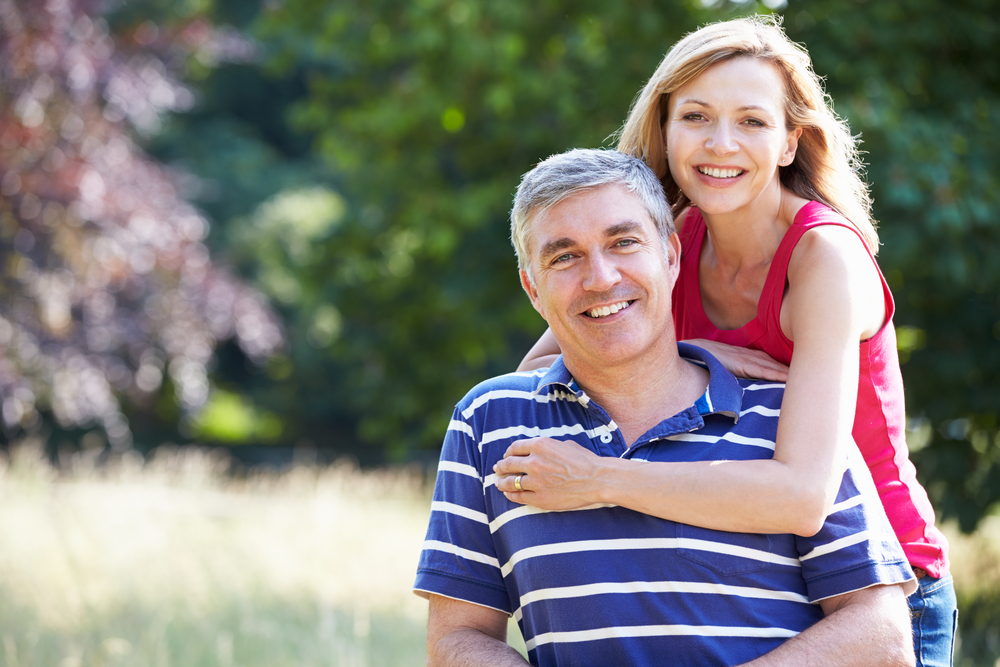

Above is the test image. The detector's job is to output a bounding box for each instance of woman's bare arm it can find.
[497,226,885,536]
[519,330,789,381]
[517,327,560,371]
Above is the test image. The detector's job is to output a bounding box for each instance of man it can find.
[413,149,916,666]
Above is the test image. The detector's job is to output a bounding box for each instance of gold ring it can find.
[514,475,523,492]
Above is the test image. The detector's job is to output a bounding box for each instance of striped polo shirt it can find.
[414,343,914,666]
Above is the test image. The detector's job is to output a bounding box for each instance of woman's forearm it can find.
[517,327,561,371]
[495,439,838,536]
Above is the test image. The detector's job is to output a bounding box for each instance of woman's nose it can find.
[705,122,738,155]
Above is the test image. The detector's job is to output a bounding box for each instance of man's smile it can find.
[585,300,635,319]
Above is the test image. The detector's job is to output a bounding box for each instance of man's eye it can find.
[616,239,637,248]
[553,253,574,264]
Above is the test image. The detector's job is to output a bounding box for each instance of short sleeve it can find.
[796,451,916,602]
[413,408,512,613]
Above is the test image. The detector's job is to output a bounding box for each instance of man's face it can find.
[520,183,680,371]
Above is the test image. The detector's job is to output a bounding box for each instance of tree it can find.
[243,0,729,460]
[780,0,1000,532]
[36,0,996,531]
[0,0,282,450]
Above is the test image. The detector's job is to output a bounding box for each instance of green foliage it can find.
[192,388,282,443]
[126,0,1000,525]
[249,0,741,457]
[780,0,1000,531]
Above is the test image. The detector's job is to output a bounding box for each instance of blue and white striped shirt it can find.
[415,344,913,666]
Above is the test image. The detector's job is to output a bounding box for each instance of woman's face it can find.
[664,57,801,219]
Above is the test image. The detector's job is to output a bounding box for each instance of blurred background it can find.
[0,0,998,664]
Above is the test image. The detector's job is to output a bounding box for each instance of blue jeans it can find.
[909,571,958,667]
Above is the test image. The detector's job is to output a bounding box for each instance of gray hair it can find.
[510,148,674,280]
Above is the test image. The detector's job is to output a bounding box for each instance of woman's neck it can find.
[699,185,808,271]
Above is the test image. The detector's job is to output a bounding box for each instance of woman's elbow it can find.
[786,487,837,537]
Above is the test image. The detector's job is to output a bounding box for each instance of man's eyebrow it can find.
[536,221,646,261]
[606,221,644,237]
[538,237,576,261]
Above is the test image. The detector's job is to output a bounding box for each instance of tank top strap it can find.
[677,208,708,319]
[677,207,707,262]
[761,201,895,340]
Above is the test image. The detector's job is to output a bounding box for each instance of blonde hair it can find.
[616,15,878,253]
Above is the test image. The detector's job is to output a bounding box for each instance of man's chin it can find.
[562,337,654,370]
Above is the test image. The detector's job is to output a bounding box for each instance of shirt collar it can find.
[534,356,591,407]
[533,343,744,421]
[676,342,743,422]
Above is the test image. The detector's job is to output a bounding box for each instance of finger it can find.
[757,357,789,373]
[495,474,511,492]
[751,365,789,382]
[503,438,536,458]
[502,489,530,505]
[754,358,789,378]
[513,474,527,493]
[493,455,529,477]
[496,473,529,495]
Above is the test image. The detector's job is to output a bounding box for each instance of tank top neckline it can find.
[682,201,825,348]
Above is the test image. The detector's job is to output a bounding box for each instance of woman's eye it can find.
[682,113,704,121]
[744,118,766,127]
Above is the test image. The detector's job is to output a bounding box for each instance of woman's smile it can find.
[666,57,800,220]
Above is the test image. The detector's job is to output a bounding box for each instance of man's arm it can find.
[740,584,915,667]
[426,594,529,667]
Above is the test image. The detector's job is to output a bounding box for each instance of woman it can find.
[503,15,955,666]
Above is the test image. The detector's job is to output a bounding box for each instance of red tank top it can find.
[673,201,949,577]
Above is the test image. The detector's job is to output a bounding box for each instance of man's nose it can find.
[582,252,622,291]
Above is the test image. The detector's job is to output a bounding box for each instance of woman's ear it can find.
[783,127,803,165]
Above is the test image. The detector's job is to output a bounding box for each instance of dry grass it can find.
[0,440,436,666]
[0,438,995,666]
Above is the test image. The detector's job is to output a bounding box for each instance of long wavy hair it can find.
[616,15,878,253]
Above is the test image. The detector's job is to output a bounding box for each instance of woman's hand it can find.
[683,339,788,382]
[493,438,610,510]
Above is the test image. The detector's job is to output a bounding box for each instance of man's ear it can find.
[520,269,546,319]
[664,232,682,288]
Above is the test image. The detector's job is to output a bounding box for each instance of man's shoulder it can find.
[678,343,786,417]
[453,366,571,421]
[735,377,786,410]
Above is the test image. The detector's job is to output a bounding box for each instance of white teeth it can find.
[699,166,743,179]
[588,301,631,319]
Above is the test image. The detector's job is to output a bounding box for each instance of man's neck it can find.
[564,342,710,447]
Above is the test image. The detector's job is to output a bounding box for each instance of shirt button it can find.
[600,433,613,444]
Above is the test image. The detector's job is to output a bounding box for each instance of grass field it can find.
[0,438,996,666]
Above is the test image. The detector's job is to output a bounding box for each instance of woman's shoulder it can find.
[784,208,888,340]
[791,199,859,231]
[783,199,870,262]
[786,204,884,306]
